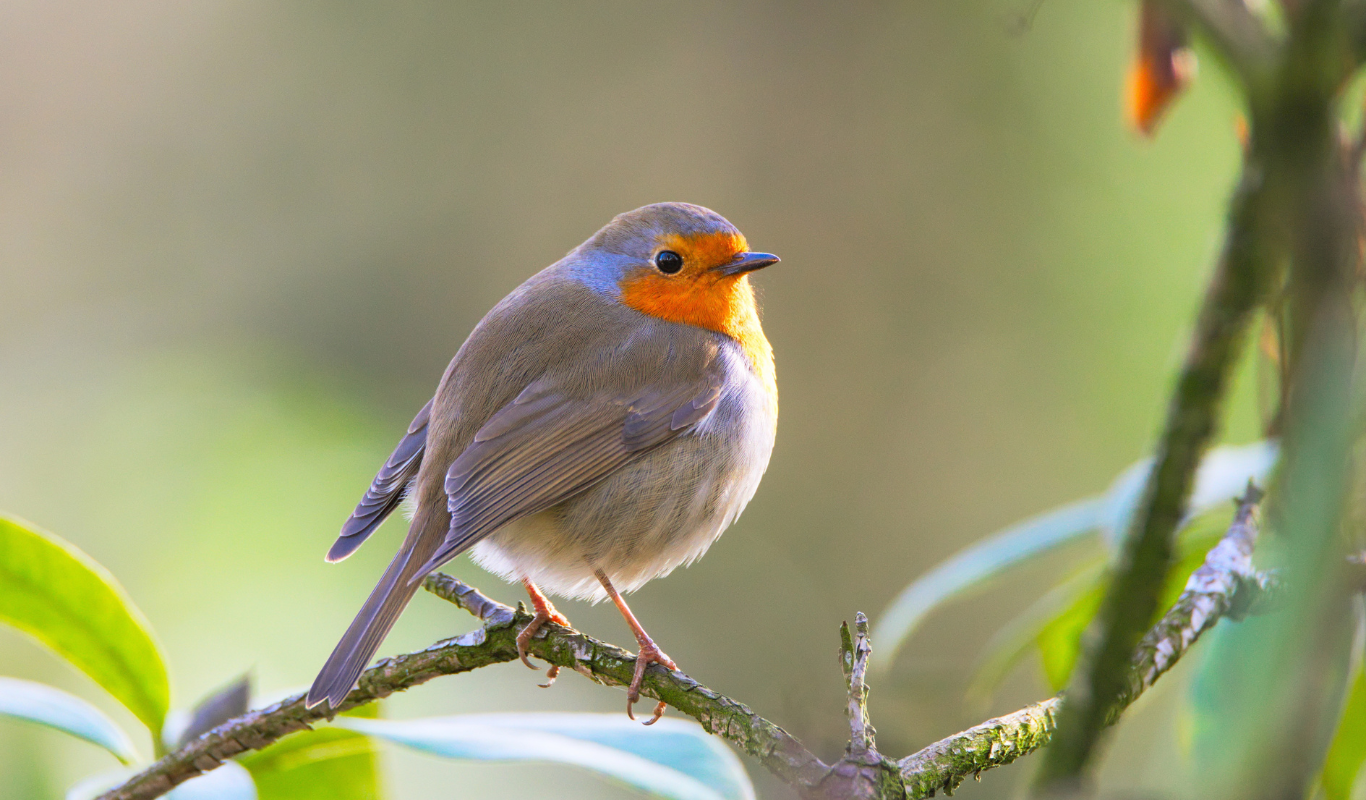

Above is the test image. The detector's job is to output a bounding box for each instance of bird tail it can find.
[306,512,440,712]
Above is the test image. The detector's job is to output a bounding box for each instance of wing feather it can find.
[413,376,723,577]
[326,400,432,563]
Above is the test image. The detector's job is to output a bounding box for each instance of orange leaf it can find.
[1126,1,1196,137]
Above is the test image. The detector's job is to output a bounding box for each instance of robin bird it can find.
[306,202,779,723]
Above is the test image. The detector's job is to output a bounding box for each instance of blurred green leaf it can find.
[0,676,138,764]
[239,702,382,800]
[1320,664,1366,800]
[338,713,754,800]
[871,497,1107,673]
[0,514,170,734]
[1036,577,1107,691]
[968,558,1108,700]
[1184,369,1353,799]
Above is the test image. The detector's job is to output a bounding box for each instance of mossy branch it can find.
[95,484,1273,800]
[96,575,827,800]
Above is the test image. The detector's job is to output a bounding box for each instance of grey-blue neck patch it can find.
[567,251,635,299]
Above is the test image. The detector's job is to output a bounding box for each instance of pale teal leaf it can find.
[0,676,138,764]
[0,513,170,733]
[1038,518,1231,691]
[872,441,1279,674]
[870,497,1107,672]
[339,713,753,800]
[66,763,256,800]
[165,763,257,800]
[457,713,750,800]
[66,768,137,800]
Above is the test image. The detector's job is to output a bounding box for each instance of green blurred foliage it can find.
[0,1,1259,797]
[1321,665,1366,800]
[243,729,382,800]
[0,515,169,738]
[240,705,383,800]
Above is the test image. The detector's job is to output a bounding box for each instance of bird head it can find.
[571,202,779,336]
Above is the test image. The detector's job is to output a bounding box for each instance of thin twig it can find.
[844,614,876,757]
[1114,483,1262,714]
[816,613,899,800]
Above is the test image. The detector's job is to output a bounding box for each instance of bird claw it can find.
[516,604,571,679]
[626,640,676,725]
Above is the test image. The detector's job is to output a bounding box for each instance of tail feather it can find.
[307,530,430,711]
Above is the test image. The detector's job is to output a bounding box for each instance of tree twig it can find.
[818,613,903,800]
[842,614,876,757]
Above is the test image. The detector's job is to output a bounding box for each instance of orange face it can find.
[619,231,750,328]
[618,230,775,394]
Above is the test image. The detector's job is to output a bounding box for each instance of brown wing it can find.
[413,374,724,577]
[326,400,432,563]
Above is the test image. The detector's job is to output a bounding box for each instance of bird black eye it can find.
[654,250,684,274]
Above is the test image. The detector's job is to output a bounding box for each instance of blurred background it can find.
[0,1,1261,797]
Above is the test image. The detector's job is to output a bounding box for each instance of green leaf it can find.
[0,514,170,734]
[239,703,383,800]
[0,676,138,764]
[338,713,754,800]
[870,497,1108,673]
[1317,662,1366,800]
[1035,577,1107,691]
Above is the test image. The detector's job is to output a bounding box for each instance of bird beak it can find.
[716,252,780,276]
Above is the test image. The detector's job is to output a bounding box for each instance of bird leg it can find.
[518,579,572,687]
[595,569,676,725]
